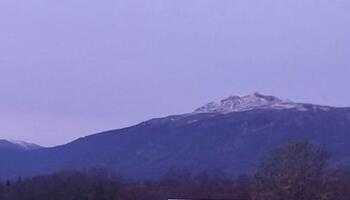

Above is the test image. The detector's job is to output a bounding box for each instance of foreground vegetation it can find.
[1,141,349,200]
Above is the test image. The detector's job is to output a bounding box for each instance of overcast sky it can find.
[0,0,349,146]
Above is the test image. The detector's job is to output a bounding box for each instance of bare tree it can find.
[253,141,330,200]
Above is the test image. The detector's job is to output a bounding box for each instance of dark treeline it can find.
[1,141,350,200]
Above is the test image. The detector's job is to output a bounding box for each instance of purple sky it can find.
[0,0,349,146]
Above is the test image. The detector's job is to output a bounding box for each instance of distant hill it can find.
[1,93,350,180]
[0,139,42,152]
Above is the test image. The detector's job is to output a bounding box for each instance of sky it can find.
[0,0,349,146]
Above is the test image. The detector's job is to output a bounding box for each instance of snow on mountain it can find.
[194,92,330,113]
[4,139,42,151]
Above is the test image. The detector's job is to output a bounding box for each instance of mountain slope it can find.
[0,139,42,152]
[1,93,350,179]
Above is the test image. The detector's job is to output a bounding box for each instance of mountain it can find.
[194,92,331,113]
[0,139,42,152]
[1,93,350,180]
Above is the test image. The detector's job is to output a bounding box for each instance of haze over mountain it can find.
[1,93,350,180]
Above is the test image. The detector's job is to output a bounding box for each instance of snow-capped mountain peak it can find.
[7,140,42,151]
[194,92,327,113]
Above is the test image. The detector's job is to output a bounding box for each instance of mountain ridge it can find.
[0,139,42,152]
[194,92,332,113]
[0,93,350,180]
